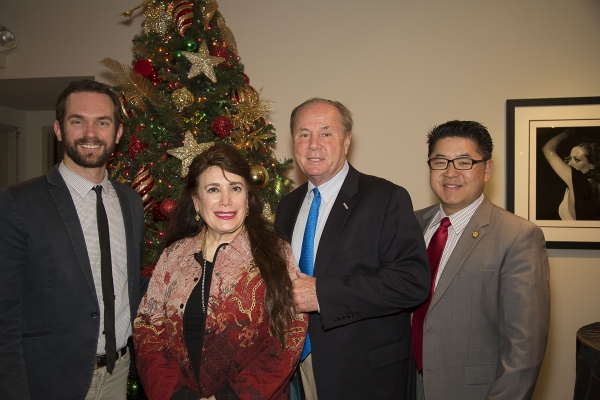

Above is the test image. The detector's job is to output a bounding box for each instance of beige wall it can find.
[2,0,600,398]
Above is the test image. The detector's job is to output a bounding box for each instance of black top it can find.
[572,168,600,220]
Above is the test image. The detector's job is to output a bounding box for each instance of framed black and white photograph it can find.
[506,97,600,249]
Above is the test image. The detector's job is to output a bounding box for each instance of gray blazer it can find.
[415,196,550,400]
[0,165,145,400]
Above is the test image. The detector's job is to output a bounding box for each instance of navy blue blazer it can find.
[275,165,430,400]
[0,165,144,400]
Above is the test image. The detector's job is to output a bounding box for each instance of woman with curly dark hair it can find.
[134,143,307,400]
[542,128,600,220]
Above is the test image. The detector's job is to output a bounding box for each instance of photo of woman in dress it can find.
[538,127,600,220]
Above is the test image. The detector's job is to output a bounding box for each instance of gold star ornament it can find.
[142,5,172,35]
[167,131,214,177]
[181,41,225,83]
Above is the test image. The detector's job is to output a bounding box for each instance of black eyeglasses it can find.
[427,157,487,170]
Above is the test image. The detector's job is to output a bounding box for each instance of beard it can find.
[63,137,116,168]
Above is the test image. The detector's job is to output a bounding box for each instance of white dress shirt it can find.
[291,161,350,266]
[59,162,131,355]
[424,194,484,289]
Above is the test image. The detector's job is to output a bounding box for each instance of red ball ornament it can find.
[173,0,194,36]
[153,202,166,221]
[242,73,250,85]
[210,47,229,62]
[159,198,177,218]
[134,59,153,77]
[211,116,234,138]
[129,129,147,161]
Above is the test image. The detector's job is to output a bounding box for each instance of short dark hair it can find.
[576,142,600,181]
[290,98,353,136]
[55,79,122,135]
[577,142,600,165]
[427,120,493,160]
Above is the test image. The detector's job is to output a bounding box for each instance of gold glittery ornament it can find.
[131,166,155,214]
[173,0,194,36]
[167,131,214,177]
[231,128,274,151]
[250,164,269,189]
[201,0,218,29]
[181,41,225,82]
[120,0,154,18]
[109,161,125,180]
[216,15,238,55]
[231,86,273,130]
[193,110,206,123]
[99,58,184,127]
[230,84,258,104]
[273,178,283,197]
[143,5,171,35]
[226,86,275,150]
[261,202,275,224]
[171,87,194,111]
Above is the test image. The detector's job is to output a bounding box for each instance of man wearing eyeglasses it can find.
[412,120,550,400]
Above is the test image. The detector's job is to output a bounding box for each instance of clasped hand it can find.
[292,270,318,313]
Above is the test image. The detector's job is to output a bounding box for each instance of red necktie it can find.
[412,217,451,372]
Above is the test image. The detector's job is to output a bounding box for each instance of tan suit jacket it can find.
[415,196,550,400]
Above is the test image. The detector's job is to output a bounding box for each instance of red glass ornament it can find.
[242,73,250,85]
[129,129,147,161]
[211,116,234,138]
[210,47,228,62]
[173,0,194,36]
[153,202,166,221]
[133,59,153,77]
[159,198,177,218]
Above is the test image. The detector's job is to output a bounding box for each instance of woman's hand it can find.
[563,127,580,139]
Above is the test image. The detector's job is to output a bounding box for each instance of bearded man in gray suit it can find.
[412,120,550,400]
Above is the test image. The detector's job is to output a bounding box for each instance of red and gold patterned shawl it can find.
[134,228,307,400]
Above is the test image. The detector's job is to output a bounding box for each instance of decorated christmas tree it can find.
[101,0,294,276]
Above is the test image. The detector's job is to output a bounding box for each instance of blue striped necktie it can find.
[299,188,321,360]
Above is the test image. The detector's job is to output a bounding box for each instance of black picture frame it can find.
[506,96,600,249]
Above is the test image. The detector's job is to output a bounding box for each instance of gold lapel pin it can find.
[472,231,479,238]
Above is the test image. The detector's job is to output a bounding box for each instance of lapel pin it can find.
[343,203,348,209]
[472,231,479,238]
